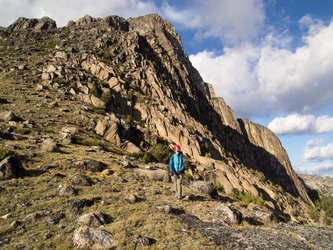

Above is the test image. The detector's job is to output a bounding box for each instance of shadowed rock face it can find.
[0,14,312,206]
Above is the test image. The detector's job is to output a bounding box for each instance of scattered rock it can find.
[212,203,242,225]
[24,212,41,221]
[247,202,274,222]
[41,139,60,152]
[0,111,18,122]
[10,220,21,227]
[155,205,184,215]
[0,156,27,180]
[124,193,137,204]
[76,212,112,228]
[58,185,77,198]
[72,226,114,249]
[42,212,65,226]
[189,181,217,196]
[101,169,113,176]
[71,172,91,186]
[72,159,105,172]
[133,235,156,247]
[1,213,12,220]
[156,205,173,214]
[121,160,132,168]
[68,199,94,211]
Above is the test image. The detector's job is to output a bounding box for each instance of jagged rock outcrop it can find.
[0,14,313,210]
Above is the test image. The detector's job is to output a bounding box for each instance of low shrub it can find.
[0,147,15,160]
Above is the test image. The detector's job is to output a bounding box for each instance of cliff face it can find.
[0,14,313,206]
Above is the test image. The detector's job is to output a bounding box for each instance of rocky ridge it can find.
[0,14,332,249]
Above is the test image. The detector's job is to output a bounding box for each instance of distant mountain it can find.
[299,174,333,197]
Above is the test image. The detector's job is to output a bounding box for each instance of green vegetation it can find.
[97,50,113,64]
[214,182,225,193]
[92,106,106,115]
[249,169,266,182]
[0,147,15,160]
[88,84,99,97]
[308,193,333,225]
[79,139,105,148]
[232,191,266,206]
[13,128,31,135]
[101,91,111,104]
[151,139,174,163]
[130,150,150,164]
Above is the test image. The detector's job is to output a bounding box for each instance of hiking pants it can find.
[172,173,182,198]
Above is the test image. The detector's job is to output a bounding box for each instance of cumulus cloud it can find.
[190,18,333,117]
[301,138,333,163]
[268,114,333,135]
[162,0,266,44]
[297,162,333,177]
[198,0,266,44]
[0,0,158,27]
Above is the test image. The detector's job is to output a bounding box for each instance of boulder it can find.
[0,111,18,122]
[42,212,65,226]
[59,185,77,198]
[41,139,60,152]
[212,203,242,225]
[68,199,94,210]
[133,235,156,247]
[72,226,114,249]
[71,173,91,186]
[76,212,111,228]
[124,193,137,204]
[189,181,217,196]
[247,203,274,222]
[0,157,27,180]
[72,159,105,172]
[134,168,170,183]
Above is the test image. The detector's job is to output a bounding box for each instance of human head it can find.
[174,145,181,154]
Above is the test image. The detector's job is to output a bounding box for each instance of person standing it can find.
[169,145,185,199]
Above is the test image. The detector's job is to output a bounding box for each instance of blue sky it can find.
[1,0,333,177]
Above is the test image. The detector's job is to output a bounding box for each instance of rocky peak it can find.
[8,16,57,31]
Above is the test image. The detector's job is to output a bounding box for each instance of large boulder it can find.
[246,203,274,222]
[212,203,242,225]
[72,226,114,249]
[189,181,217,196]
[134,169,170,183]
[0,157,27,180]
[0,111,18,122]
[41,139,60,152]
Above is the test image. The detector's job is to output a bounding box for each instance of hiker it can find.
[169,145,185,199]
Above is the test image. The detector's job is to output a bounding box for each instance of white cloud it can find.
[297,162,333,177]
[190,19,333,117]
[0,0,158,27]
[268,114,314,135]
[161,1,199,27]
[199,0,266,44]
[159,0,266,44]
[301,138,333,163]
[268,114,333,135]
